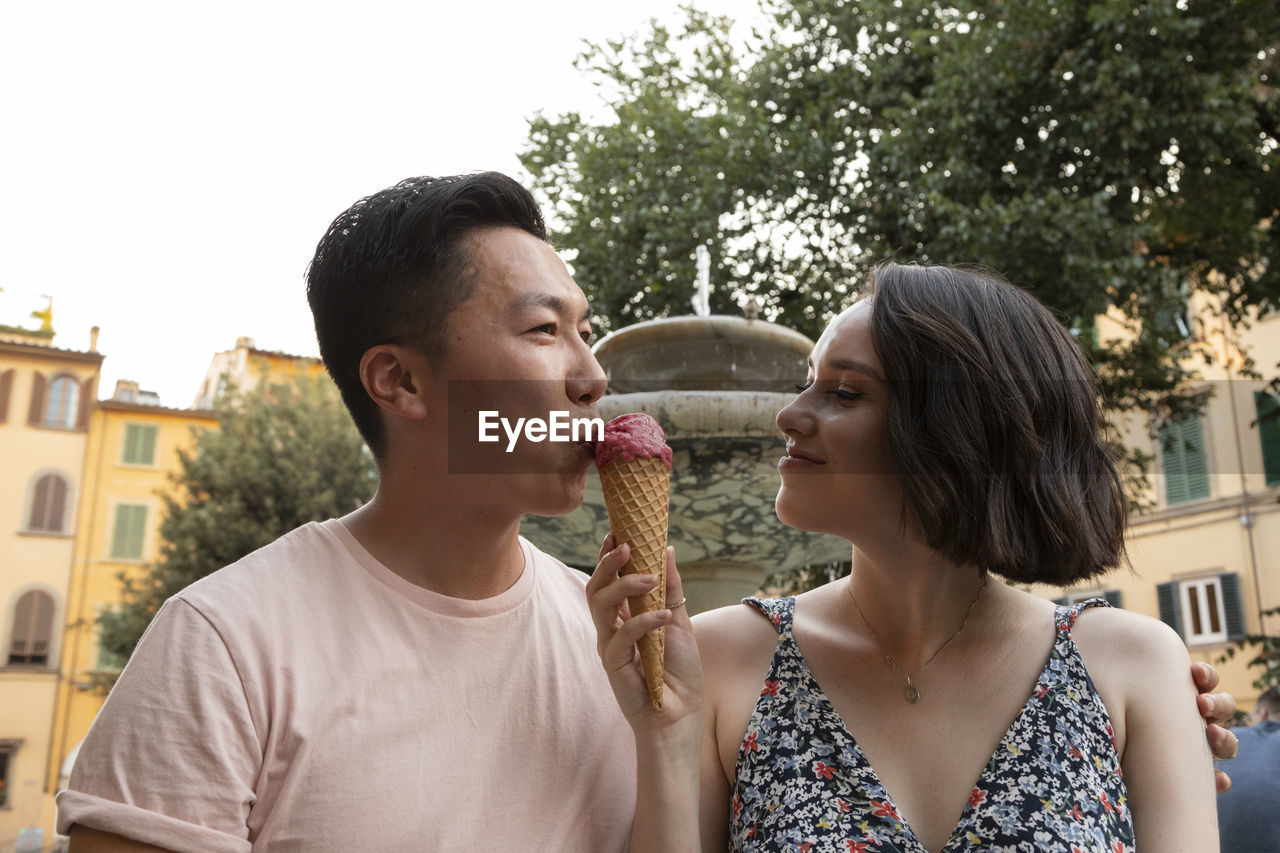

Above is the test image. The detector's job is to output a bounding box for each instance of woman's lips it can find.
[779,447,825,469]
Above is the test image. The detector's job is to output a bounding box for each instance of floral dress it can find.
[729,597,1134,853]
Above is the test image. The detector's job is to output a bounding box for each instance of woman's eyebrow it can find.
[823,357,885,381]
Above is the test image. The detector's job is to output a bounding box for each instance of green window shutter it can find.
[1156,582,1183,636]
[1159,416,1210,504]
[1103,589,1123,609]
[110,505,147,559]
[122,425,139,463]
[140,425,156,463]
[1220,572,1246,640]
[1254,392,1280,486]
[123,424,158,464]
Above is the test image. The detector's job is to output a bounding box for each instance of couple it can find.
[59,172,1232,851]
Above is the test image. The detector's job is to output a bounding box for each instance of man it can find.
[1217,685,1280,852]
[58,173,699,851]
[56,172,1237,851]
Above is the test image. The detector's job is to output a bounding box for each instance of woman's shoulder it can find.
[1071,602,1189,665]
[1070,602,1194,718]
[691,597,782,652]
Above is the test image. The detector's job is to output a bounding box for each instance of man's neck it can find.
[340,489,525,600]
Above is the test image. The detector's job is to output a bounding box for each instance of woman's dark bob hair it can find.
[864,261,1127,585]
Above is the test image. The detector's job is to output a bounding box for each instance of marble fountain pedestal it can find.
[520,315,850,615]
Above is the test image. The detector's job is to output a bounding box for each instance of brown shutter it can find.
[8,591,55,665]
[76,376,95,431]
[32,593,54,661]
[27,372,46,425]
[29,476,50,529]
[0,369,12,423]
[48,476,67,532]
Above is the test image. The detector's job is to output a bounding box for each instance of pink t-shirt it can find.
[57,520,636,852]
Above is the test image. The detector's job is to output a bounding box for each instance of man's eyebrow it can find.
[511,292,594,323]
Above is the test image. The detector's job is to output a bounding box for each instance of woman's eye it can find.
[794,381,813,392]
[579,329,593,344]
[531,323,557,335]
[827,388,862,402]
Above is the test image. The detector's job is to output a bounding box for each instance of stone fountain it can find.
[520,253,849,614]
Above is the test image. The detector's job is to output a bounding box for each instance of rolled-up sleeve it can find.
[56,597,262,853]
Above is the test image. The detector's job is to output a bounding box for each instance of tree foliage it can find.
[522,0,1279,414]
[93,376,376,689]
[1219,604,1280,690]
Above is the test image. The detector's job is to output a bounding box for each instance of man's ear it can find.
[360,345,430,420]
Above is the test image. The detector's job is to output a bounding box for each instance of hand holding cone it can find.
[595,413,673,709]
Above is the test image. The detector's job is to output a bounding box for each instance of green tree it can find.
[1219,604,1280,691]
[523,0,1279,413]
[523,9,792,334]
[93,376,376,689]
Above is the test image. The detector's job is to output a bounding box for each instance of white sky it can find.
[1,0,765,408]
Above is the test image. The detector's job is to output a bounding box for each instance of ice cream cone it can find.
[599,455,670,709]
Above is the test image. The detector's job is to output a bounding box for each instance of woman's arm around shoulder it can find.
[1072,606,1219,852]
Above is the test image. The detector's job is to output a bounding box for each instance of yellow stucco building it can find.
[1,327,321,849]
[1038,300,1280,712]
[193,336,325,409]
[0,328,102,852]
[43,383,218,824]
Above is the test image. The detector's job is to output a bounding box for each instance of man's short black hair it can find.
[305,172,547,459]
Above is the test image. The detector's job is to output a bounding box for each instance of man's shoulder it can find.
[177,520,347,609]
[1234,720,1280,746]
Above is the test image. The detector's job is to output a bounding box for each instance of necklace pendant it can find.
[905,684,920,704]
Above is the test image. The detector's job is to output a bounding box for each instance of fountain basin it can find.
[594,315,813,394]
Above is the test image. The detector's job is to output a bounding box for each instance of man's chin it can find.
[519,473,588,518]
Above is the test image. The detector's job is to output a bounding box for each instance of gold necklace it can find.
[847,573,987,704]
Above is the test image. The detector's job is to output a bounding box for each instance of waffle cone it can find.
[599,455,670,709]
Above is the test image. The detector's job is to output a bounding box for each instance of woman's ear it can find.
[359,345,430,420]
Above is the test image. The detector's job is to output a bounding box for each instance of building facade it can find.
[0,330,101,851]
[1038,303,1280,712]
[2,328,321,849]
[43,383,217,831]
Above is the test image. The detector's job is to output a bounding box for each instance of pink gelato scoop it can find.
[594,413,673,470]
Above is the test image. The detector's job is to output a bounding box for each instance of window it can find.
[121,423,158,465]
[8,590,55,666]
[0,740,17,808]
[43,375,80,428]
[1159,415,1210,505]
[1157,573,1246,646]
[1255,391,1280,486]
[26,473,69,533]
[0,368,12,423]
[109,504,147,560]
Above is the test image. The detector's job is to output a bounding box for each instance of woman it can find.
[589,262,1223,852]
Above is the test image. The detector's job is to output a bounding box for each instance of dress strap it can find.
[1056,596,1111,635]
[742,596,795,635]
